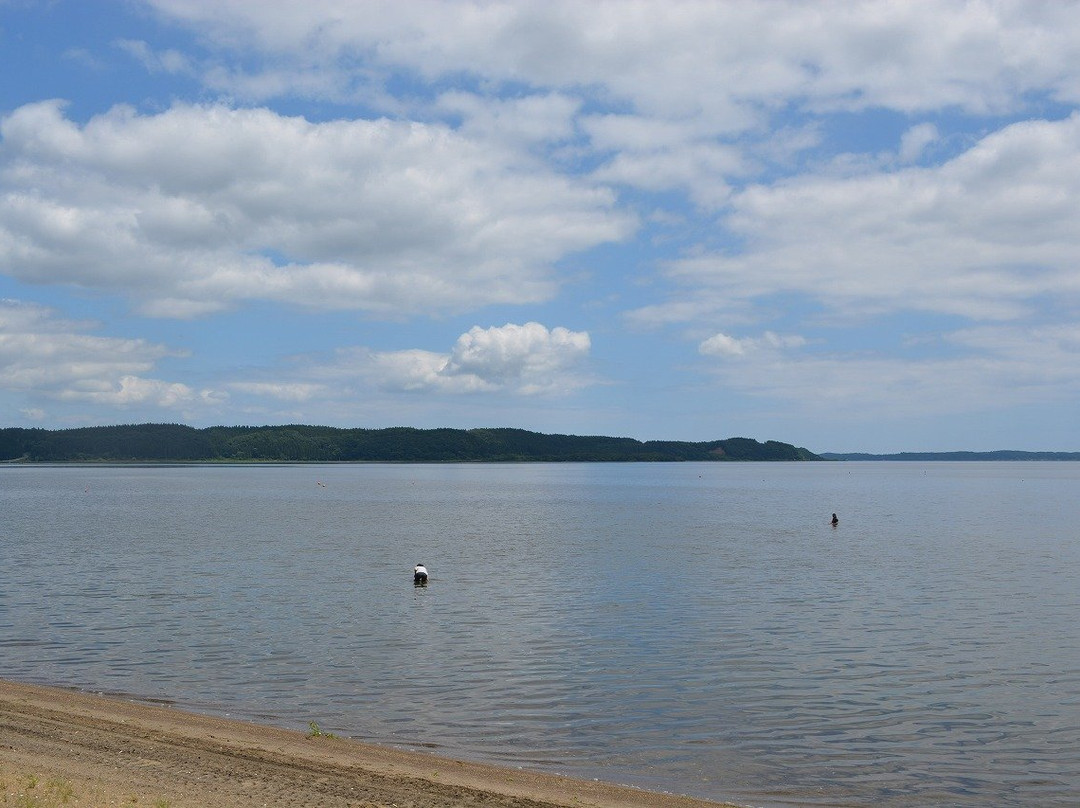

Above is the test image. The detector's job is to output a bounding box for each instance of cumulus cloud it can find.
[0,298,218,413]
[0,101,633,318]
[213,322,592,425]
[372,322,592,395]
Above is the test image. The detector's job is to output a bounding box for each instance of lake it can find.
[1,462,1078,807]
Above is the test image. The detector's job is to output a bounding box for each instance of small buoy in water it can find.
[413,563,428,585]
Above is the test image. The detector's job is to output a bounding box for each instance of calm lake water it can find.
[2,462,1078,807]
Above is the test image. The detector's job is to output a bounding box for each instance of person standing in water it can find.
[831,513,839,527]
[413,563,428,584]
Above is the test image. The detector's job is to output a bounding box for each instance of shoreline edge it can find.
[1,678,741,808]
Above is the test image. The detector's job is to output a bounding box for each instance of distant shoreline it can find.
[820,451,1080,461]
[5,424,1075,463]
[0,424,820,463]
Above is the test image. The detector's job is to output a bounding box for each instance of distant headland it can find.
[0,424,820,463]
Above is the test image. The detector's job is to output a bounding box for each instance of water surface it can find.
[2,462,1078,807]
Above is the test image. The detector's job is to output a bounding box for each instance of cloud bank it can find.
[0,100,631,318]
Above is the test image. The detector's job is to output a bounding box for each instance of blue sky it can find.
[2,0,1079,452]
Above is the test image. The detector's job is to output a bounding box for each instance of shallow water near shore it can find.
[2,461,1078,807]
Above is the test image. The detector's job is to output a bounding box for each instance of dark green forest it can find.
[0,424,820,463]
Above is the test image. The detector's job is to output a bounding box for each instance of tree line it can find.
[0,424,820,463]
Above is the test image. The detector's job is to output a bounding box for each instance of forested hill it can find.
[0,424,820,463]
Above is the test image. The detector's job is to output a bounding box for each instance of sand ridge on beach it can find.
[1,680,739,808]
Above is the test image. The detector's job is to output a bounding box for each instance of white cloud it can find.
[436,91,581,147]
[228,381,326,402]
[653,113,1080,325]
[0,299,172,388]
[589,136,743,210]
[214,323,592,420]
[699,333,748,358]
[0,298,218,413]
[698,323,1080,421]
[79,2,1080,223]
[115,39,193,75]
[372,322,592,395]
[369,348,488,394]
[143,1,1080,114]
[0,101,633,318]
[898,122,939,163]
[699,331,806,358]
[59,375,197,407]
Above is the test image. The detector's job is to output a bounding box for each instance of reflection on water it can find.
[2,462,1079,807]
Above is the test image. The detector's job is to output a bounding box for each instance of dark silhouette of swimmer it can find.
[831,513,839,527]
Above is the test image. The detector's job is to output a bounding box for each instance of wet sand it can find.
[1,679,739,807]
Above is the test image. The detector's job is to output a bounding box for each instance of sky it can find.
[2,0,1079,453]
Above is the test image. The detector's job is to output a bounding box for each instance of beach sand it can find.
[1,680,738,808]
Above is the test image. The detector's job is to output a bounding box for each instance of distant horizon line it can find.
[820,450,1080,461]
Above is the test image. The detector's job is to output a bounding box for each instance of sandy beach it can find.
[1,680,738,808]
